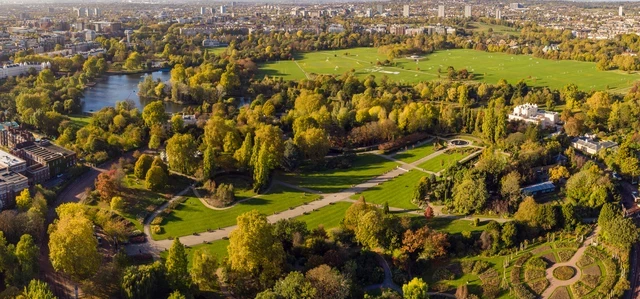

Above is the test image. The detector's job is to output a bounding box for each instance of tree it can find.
[15,189,31,211]
[282,139,302,171]
[234,133,253,169]
[124,51,142,70]
[170,114,184,132]
[165,133,197,174]
[202,146,215,180]
[452,176,488,215]
[15,234,39,285]
[167,291,186,299]
[294,128,330,162]
[148,134,161,150]
[402,227,449,261]
[141,101,167,128]
[23,280,55,299]
[501,221,517,248]
[145,165,167,191]
[271,271,317,299]
[305,265,350,299]
[253,145,271,192]
[48,214,100,280]
[549,166,570,183]
[500,171,521,203]
[134,154,154,179]
[403,277,429,299]
[121,262,167,299]
[166,238,190,292]
[228,210,284,281]
[190,250,218,291]
[514,197,556,231]
[95,170,121,201]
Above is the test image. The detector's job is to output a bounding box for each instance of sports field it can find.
[259,48,638,91]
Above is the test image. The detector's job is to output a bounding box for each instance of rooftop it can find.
[521,181,555,193]
[0,150,25,167]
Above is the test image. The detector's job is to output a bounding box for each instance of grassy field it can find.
[280,154,398,194]
[68,114,91,129]
[349,170,424,210]
[155,185,321,240]
[259,48,637,91]
[417,149,469,173]
[295,202,352,230]
[205,47,229,56]
[160,239,229,267]
[393,140,437,163]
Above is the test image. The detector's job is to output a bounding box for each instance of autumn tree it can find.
[145,165,167,191]
[141,101,167,128]
[166,238,190,292]
[305,265,350,299]
[402,277,429,299]
[548,166,570,183]
[294,127,330,162]
[452,175,488,215]
[23,280,56,299]
[134,154,154,179]
[190,250,218,291]
[227,210,284,282]
[48,213,100,281]
[95,170,122,201]
[165,133,197,174]
[15,189,31,211]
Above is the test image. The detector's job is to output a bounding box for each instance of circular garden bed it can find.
[553,266,576,281]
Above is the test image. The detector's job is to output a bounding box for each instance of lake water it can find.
[81,70,187,113]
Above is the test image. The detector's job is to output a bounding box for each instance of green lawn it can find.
[259,47,638,92]
[280,154,398,194]
[68,114,91,129]
[417,150,469,173]
[295,202,352,230]
[425,217,490,235]
[393,141,437,163]
[160,239,229,267]
[205,47,229,56]
[155,185,321,240]
[349,170,424,210]
[203,175,256,201]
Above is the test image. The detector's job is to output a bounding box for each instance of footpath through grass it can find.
[349,170,424,210]
[155,184,321,240]
[280,154,398,194]
[393,141,437,163]
[259,48,637,91]
[295,201,352,230]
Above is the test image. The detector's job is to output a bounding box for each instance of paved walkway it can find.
[540,227,599,298]
[364,253,402,294]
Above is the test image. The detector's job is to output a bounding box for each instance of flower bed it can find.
[553,266,576,281]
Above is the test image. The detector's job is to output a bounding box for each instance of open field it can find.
[205,47,229,55]
[349,170,424,210]
[259,48,638,91]
[154,185,321,240]
[295,202,352,230]
[68,114,91,129]
[279,154,398,193]
[393,140,437,163]
[417,149,469,173]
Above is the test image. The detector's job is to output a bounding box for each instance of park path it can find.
[364,253,403,294]
[540,227,600,298]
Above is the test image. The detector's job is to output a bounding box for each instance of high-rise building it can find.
[496,8,502,20]
[438,5,445,18]
[619,6,624,16]
[48,7,55,13]
[509,3,523,9]
[366,9,373,18]
[94,8,100,17]
[220,6,227,14]
[200,7,206,14]
[464,5,472,18]
[377,4,383,14]
[403,5,410,17]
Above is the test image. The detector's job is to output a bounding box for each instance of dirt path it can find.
[540,227,599,298]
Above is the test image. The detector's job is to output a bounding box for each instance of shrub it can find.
[524,269,545,282]
[513,284,536,299]
[527,278,550,295]
[514,252,532,267]
[576,254,595,268]
[549,286,571,299]
[525,257,547,271]
[553,266,576,280]
[150,216,163,225]
[581,274,600,289]
[556,249,576,263]
[215,183,235,206]
[472,260,491,274]
[482,284,501,299]
[151,225,162,234]
[432,267,455,281]
[570,281,592,297]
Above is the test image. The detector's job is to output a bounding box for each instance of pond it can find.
[80,70,188,113]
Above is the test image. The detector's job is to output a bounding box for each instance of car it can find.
[632,191,639,201]
[612,172,622,181]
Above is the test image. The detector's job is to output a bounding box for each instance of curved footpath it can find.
[125,142,493,256]
[540,227,599,298]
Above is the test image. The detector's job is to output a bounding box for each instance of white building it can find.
[202,39,224,48]
[438,5,445,18]
[0,62,51,80]
[572,136,618,155]
[328,24,345,33]
[496,8,502,20]
[0,150,26,174]
[220,6,227,14]
[507,103,559,128]
[619,6,624,17]
[464,5,472,18]
[403,5,410,17]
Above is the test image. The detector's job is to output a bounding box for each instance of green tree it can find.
[170,114,184,133]
[234,133,253,168]
[282,139,302,171]
[23,280,56,299]
[121,262,167,299]
[167,291,186,299]
[15,189,31,211]
[165,133,197,174]
[271,271,316,298]
[15,234,39,285]
[228,210,284,281]
[166,238,190,292]
[501,221,517,248]
[402,277,428,299]
[48,214,100,281]
[145,165,167,191]
[202,146,215,180]
[190,250,218,291]
[124,51,142,70]
[141,101,167,128]
[134,154,154,179]
[148,134,161,150]
[294,128,330,162]
[452,176,488,215]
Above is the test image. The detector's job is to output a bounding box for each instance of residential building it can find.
[377,4,383,14]
[0,150,26,174]
[202,39,225,47]
[14,140,76,179]
[619,6,624,17]
[0,170,29,209]
[572,136,618,155]
[438,5,445,18]
[465,5,472,18]
[507,103,559,128]
[496,8,502,20]
[510,3,523,9]
[0,62,51,80]
[403,5,410,17]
